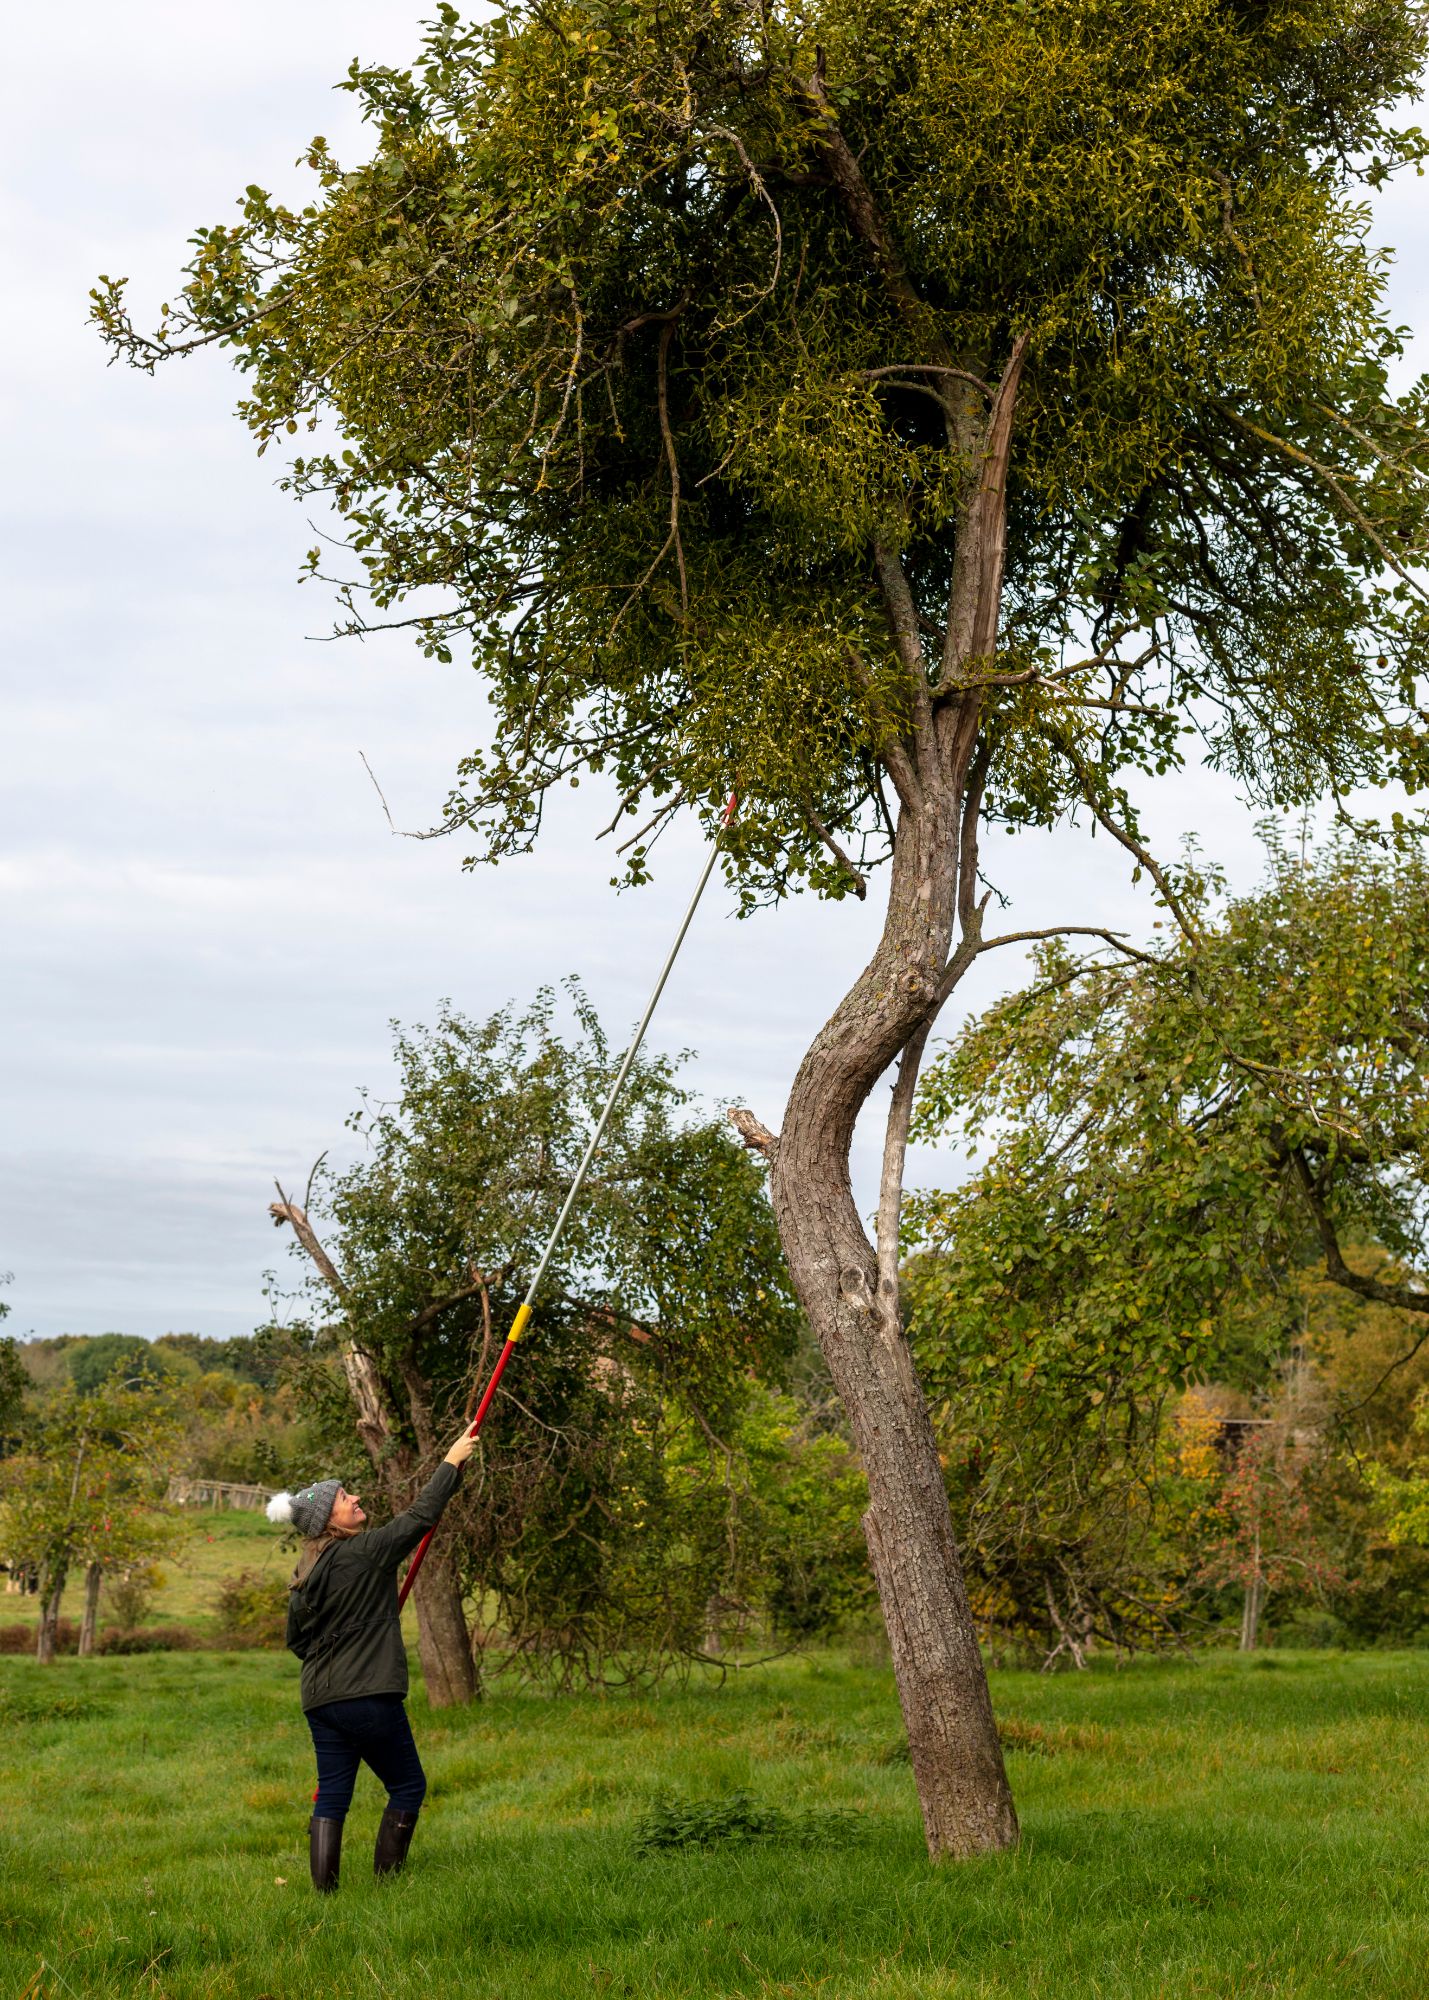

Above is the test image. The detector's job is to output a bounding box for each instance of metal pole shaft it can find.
[516,792,736,1317]
[397,793,736,1612]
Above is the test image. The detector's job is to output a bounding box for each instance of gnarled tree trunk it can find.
[736,339,1029,1859]
[766,781,1018,1860]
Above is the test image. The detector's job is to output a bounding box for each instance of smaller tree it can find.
[1195,1393,1344,1651]
[268,986,804,1698]
[0,1376,179,1660]
[906,833,1429,1656]
[732,1383,874,1647]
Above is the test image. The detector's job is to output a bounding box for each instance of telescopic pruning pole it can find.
[397,792,738,1611]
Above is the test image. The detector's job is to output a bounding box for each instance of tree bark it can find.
[742,338,1029,1860]
[36,1563,66,1664]
[1240,1521,1264,1651]
[408,1538,478,1707]
[78,1560,102,1658]
[395,1356,478,1707]
[1240,1578,1264,1651]
[766,782,1018,1859]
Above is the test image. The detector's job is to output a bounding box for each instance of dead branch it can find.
[728,1107,779,1159]
[270,1185,347,1297]
[657,318,687,614]
[942,334,1031,682]
[269,1182,392,1455]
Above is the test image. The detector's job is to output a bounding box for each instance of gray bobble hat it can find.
[266,1479,341,1539]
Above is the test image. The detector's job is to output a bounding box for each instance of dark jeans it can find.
[306,1694,427,1822]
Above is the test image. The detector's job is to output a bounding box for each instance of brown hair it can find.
[290,1520,361,1589]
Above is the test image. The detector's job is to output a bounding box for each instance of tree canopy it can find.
[94,0,1429,900]
[275,985,798,1424]
[909,831,1429,1408]
[904,832,1429,1647]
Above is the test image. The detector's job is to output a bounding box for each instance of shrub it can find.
[95,1624,199,1654]
[104,1564,166,1628]
[0,1619,80,1655]
[0,1617,203,1656]
[214,1570,288,1648]
[1273,1609,1348,1650]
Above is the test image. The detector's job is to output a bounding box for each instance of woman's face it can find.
[329,1487,366,1533]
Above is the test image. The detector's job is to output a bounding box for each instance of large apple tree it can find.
[94,0,1429,1855]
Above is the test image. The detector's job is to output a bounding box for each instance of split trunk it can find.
[761,346,1028,1858]
[769,775,1018,1860]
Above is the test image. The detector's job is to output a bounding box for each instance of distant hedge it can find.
[1,1620,243,1656]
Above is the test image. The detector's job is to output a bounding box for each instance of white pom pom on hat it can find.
[268,1478,341,1536]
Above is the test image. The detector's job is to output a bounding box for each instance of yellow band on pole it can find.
[507,1301,534,1344]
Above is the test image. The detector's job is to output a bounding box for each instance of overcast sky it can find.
[2,6,1426,1343]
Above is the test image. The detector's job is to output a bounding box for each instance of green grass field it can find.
[0,1510,445,1651]
[5,1646,1428,1999]
[0,1510,284,1640]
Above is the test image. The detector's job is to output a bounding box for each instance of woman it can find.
[267,1422,478,1893]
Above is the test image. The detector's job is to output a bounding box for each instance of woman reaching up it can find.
[267,1422,478,1892]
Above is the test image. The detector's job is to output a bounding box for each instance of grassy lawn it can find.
[4,1647,1428,1998]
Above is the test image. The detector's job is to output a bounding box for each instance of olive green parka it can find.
[284,1462,460,1710]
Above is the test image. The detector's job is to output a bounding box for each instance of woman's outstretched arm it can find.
[360,1425,479,1569]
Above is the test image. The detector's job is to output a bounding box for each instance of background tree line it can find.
[8,834,1429,1675]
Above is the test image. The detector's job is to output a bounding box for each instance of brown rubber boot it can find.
[309,1815,342,1893]
[373,1806,420,1878]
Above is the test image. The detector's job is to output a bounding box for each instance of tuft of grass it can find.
[633,1788,864,1854]
[0,1685,98,1722]
[880,1716,1114,1761]
[998,1715,1114,1756]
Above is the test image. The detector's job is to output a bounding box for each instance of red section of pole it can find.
[397,1335,517,1611]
